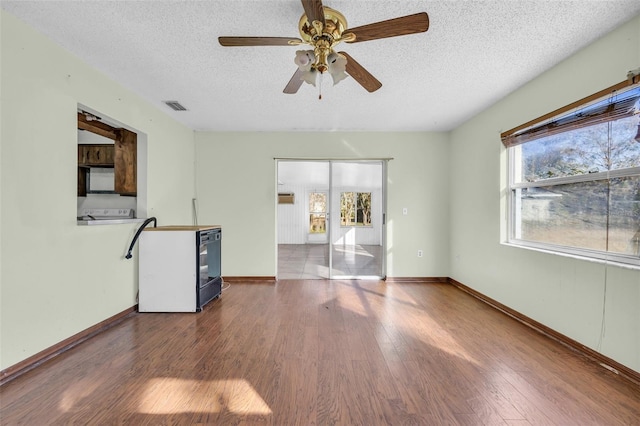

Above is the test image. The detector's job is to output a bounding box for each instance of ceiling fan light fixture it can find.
[295,49,319,87]
[295,50,347,88]
[327,52,348,85]
[294,50,315,71]
[301,68,318,86]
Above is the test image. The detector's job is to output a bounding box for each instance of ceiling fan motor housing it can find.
[298,7,351,72]
[298,7,348,42]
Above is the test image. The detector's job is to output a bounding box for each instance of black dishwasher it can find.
[198,228,222,311]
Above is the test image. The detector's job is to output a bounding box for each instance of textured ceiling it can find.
[3,1,640,132]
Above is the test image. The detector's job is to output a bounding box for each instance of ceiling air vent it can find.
[163,100,188,111]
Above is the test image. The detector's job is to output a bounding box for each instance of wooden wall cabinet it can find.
[78,144,115,166]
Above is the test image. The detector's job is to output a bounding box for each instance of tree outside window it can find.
[341,192,371,226]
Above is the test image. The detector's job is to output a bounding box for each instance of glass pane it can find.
[610,116,640,170]
[341,192,355,226]
[515,181,609,251]
[609,176,640,256]
[514,177,640,258]
[309,192,326,213]
[357,192,372,226]
[515,115,640,183]
[309,213,326,234]
[331,162,384,279]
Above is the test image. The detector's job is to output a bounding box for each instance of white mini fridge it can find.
[138,225,222,312]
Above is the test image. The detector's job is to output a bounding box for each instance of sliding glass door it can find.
[277,159,386,280]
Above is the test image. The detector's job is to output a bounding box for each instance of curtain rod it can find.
[274,157,394,161]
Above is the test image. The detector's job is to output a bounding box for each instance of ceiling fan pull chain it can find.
[318,72,323,100]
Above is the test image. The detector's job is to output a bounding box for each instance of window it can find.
[308,192,327,234]
[502,82,640,268]
[340,192,372,226]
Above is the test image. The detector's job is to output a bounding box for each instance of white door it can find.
[307,190,328,244]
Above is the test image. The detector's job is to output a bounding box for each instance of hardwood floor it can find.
[1,281,639,425]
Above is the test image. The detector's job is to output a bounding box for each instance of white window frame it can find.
[507,153,640,268]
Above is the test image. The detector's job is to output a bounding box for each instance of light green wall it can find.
[194,132,450,278]
[0,10,195,370]
[449,15,640,372]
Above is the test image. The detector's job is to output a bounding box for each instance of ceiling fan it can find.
[218,0,429,96]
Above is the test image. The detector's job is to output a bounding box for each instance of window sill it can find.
[501,241,640,271]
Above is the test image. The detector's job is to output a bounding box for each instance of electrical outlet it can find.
[417,250,423,257]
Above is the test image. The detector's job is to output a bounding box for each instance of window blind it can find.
[501,77,640,148]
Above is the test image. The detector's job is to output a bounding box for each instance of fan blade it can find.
[218,36,302,46]
[301,0,325,27]
[339,52,382,93]
[284,68,305,94]
[344,12,429,43]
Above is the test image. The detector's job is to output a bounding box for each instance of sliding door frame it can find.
[276,158,389,280]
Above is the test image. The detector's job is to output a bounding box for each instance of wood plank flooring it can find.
[1,281,639,425]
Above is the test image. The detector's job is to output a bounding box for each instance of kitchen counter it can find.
[77,218,148,226]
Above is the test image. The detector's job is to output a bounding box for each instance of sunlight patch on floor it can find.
[337,290,371,317]
[333,286,480,366]
[59,376,105,412]
[333,245,375,258]
[409,316,480,365]
[138,378,272,415]
[385,304,481,366]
